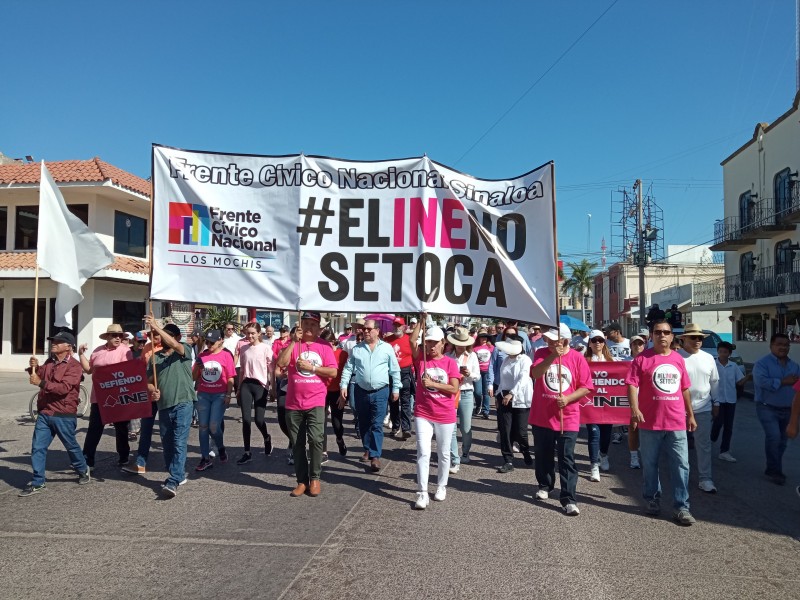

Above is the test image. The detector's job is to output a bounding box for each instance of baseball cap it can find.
[300,311,321,322]
[204,329,222,343]
[638,328,650,336]
[279,325,289,333]
[135,331,148,341]
[410,317,418,324]
[424,326,445,342]
[589,329,605,340]
[48,331,76,347]
[543,323,572,341]
[124,332,134,341]
[631,335,646,344]
[393,316,406,326]
[605,321,622,333]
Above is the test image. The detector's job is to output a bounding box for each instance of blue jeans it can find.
[158,402,193,487]
[196,392,226,458]
[30,414,88,486]
[474,371,491,415]
[354,384,390,458]
[450,388,474,464]
[756,403,791,475]
[638,429,690,511]
[586,423,612,464]
[134,402,158,468]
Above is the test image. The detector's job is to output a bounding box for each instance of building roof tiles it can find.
[0,158,151,197]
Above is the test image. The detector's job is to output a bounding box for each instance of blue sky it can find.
[1,1,795,272]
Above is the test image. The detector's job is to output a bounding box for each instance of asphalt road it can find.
[0,371,798,600]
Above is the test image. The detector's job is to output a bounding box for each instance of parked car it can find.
[672,328,745,367]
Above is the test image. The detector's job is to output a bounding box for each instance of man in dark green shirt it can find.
[145,317,195,497]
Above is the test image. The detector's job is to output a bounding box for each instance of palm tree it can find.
[202,306,240,334]
[561,259,598,310]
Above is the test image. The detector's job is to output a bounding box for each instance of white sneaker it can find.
[599,454,610,471]
[630,453,641,469]
[535,487,549,500]
[512,442,521,453]
[449,464,460,474]
[433,487,447,502]
[414,492,430,509]
[590,464,601,482]
[564,503,580,516]
[209,449,216,458]
[718,452,737,463]
[383,414,391,427]
[698,480,717,493]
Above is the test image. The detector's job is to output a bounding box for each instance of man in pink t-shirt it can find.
[275,311,337,498]
[529,323,593,516]
[626,319,697,526]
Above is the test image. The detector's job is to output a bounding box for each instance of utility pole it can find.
[635,179,647,330]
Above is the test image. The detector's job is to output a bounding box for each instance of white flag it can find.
[37,162,115,328]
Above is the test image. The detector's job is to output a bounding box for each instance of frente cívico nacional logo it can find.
[168,202,276,253]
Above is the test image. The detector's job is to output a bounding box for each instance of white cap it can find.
[639,328,649,336]
[424,326,445,342]
[410,317,418,324]
[589,329,605,340]
[543,323,572,341]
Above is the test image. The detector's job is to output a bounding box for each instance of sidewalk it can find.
[1,375,799,599]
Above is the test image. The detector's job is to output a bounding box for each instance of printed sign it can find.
[93,359,153,425]
[579,361,632,425]
[151,145,557,323]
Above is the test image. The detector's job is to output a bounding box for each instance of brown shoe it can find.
[308,480,321,497]
[370,458,381,472]
[290,483,308,497]
[360,452,369,463]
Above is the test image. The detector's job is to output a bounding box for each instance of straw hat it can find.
[677,323,708,338]
[99,324,125,340]
[447,327,473,347]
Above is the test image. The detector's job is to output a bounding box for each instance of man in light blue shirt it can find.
[340,319,400,472]
[752,333,800,484]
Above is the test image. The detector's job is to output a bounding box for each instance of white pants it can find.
[415,417,456,493]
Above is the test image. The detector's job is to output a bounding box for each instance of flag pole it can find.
[32,263,40,358]
[550,162,564,434]
[148,300,158,389]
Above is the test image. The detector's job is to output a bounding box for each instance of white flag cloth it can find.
[37,162,115,328]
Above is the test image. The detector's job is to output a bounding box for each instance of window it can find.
[15,205,38,249]
[114,211,147,258]
[113,300,145,333]
[739,313,765,342]
[739,192,755,230]
[15,204,90,250]
[775,169,791,215]
[12,298,46,354]
[0,206,6,250]
[740,252,755,280]
[775,239,793,275]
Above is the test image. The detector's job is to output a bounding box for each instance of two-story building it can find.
[700,91,800,363]
[0,156,160,370]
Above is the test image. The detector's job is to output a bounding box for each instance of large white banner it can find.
[151,145,557,324]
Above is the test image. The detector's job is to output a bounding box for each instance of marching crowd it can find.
[22,312,800,526]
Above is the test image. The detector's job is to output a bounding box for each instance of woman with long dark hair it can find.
[583,329,618,482]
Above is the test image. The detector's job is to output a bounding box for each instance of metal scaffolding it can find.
[610,183,665,264]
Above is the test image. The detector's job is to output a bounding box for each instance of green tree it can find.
[560,259,597,309]
[202,306,240,334]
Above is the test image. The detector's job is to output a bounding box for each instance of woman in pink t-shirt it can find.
[235,322,274,465]
[409,316,461,510]
[472,330,494,418]
[192,329,236,472]
[79,324,134,468]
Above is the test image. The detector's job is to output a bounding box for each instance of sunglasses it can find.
[687,335,704,341]
[108,333,124,339]
[653,330,672,336]
[363,327,375,332]
[225,328,234,331]
[590,338,605,344]
[632,340,645,345]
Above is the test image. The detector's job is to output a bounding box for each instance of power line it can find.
[453,0,620,166]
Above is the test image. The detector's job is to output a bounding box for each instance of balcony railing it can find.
[713,186,800,248]
[719,264,800,303]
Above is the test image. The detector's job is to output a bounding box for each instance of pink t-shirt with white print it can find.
[625,349,692,431]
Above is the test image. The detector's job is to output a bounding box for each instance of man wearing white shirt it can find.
[605,322,631,361]
[678,324,720,493]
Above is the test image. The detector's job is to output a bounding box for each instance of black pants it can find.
[323,391,345,452]
[83,403,130,467]
[710,403,737,453]
[276,388,290,445]
[497,400,530,463]
[239,378,269,452]
[532,425,579,506]
[389,367,414,433]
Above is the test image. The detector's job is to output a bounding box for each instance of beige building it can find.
[0,157,162,370]
[698,91,800,363]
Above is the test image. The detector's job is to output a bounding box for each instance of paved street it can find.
[1,371,799,600]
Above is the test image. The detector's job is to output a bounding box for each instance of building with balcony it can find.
[699,91,800,362]
[0,156,159,370]
[593,246,725,337]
